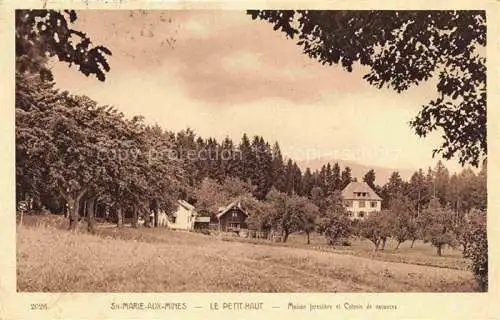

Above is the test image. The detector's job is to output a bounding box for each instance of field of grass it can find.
[17,215,477,292]
[222,232,469,271]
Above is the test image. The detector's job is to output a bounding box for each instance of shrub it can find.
[463,212,488,291]
[340,239,351,246]
[419,198,456,256]
[317,211,352,246]
[357,211,391,251]
[197,229,210,235]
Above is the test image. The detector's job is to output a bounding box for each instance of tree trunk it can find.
[306,231,310,245]
[144,210,152,228]
[64,200,68,218]
[69,189,86,231]
[268,229,274,241]
[396,241,401,250]
[437,245,442,256]
[153,207,158,228]
[131,204,138,228]
[283,231,289,243]
[19,208,24,226]
[116,206,123,228]
[462,242,468,255]
[68,198,78,230]
[86,197,96,234]
[381,237,387,250]
[411,238,416,248]
[83,199,87,220]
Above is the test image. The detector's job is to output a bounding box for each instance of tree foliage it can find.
[317,191,352,245]
[16,72,182,229]
[386,196,417,249]
[16,10,112,82]
[194,177,255,216]
[363,169,376,189]
[463,210,488,291]
[266,189,319,243]
[419,198,456,256]
[357,211,391,251]
[248,10,486,166]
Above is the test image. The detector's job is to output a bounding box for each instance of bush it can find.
[463,213,487,291]
[317,211,352,246]
[419,199,456,256]
[357,211,391,251]
[340,239,352,246]
[197,229,210,235]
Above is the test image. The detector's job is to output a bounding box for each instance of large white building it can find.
[341,181,382,219]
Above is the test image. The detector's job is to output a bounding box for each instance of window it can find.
[370,201,377,208]
[358,200,365,208]
[232,211,238,218]
[358,211,365,218]
[344,200,353,207]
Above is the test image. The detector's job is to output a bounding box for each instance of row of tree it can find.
[378,162,486,212]
[195,175,486,258]
[16,69,487,231]
[16,72,183,231]
[170,128,356,200]
[16,69,360,229]
[190,167,486,290]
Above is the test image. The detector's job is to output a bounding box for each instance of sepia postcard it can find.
[0,0,499,319]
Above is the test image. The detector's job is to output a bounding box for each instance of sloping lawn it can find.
[17,224,477,292]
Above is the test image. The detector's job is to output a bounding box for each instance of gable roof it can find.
[341,181,382,201]
[217,200,248,218]
[178,199,195,211]
[172,200,197,218]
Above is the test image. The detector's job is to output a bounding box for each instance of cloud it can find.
[50,10,463,174]
[166,12,371,105]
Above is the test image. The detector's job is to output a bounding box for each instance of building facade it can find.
[341,181,382,219]
[216,201,248,232]
[166,200,210,230]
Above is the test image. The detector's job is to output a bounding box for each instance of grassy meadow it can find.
[17,215,477,292]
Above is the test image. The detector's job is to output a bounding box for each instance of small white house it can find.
[166,200,210,230]
[341,181,382,219]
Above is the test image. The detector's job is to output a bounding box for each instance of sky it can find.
[50,10,465,174]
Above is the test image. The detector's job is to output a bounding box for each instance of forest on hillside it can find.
[17,66,487,219]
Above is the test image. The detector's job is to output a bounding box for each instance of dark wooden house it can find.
[217,201,248,232]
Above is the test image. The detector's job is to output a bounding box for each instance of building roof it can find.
[341,181,382,201]
[172,200,197,218]
[178,199,195,211]
[217,200,248,218]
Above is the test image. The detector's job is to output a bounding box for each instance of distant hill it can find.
[296,157,416,186]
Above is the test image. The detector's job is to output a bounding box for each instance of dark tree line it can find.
[170,129,356,202]
[16,71,183,231]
